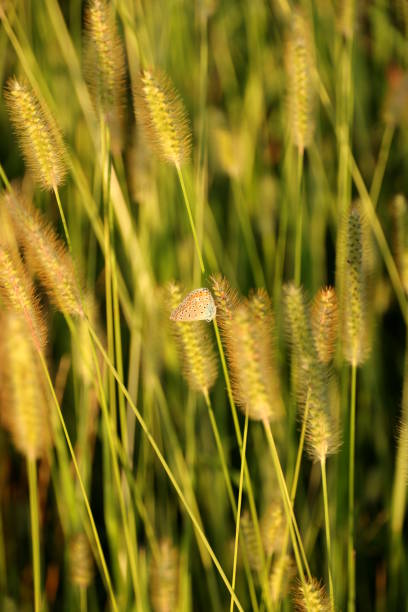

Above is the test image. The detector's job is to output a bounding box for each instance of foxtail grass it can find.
[339,202,371,612]
[84,0,127,152]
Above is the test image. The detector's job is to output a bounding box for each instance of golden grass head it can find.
[285,9,315,153]
[241,510,263,575]
[340,203,370,367]
[225,288,283,421]
[269,554,295,603]
[284,283,340,461]
[133,68,192,165]
[166,282,217,395]
[84,0,126,149]
[0,310,51,459]
[149,539,179,612]
[311,286,338,364]
[210,274,240,327]
[69,532,94,589]
[4,77,67,190]
[0,245,46,351]
[261,499,285,556]
[4,190,84,318]
[294,578,331,612]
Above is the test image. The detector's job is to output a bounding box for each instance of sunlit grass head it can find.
[4,77,67,190]
[133,68,192,166]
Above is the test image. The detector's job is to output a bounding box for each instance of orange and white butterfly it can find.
[170,288,216,322]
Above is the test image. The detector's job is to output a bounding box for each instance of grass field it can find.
[0,1,408,610]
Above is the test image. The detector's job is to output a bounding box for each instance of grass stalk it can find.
[27,458,41,612]
[230,411,248,612]
[348,363,357,612]
[86,322,244,611]
[175,162,205,274]
[321,457,335,611]
[36,349,119,612]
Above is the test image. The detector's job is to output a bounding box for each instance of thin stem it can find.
[53,185,72,254]
[175,163,205,274]
[290,390,311,502]
[369,122,395,210]
[348,363,357,612]
[263,420,311,582]
[80,587,87,612]
[212,318,270,609]
[203,391,259,612]
[230,411,249,612]
[27,458,41,612]
[86,322,244,611]
[321,457,335,611]
[36,349,118,612]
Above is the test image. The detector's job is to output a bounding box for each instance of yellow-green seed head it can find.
[4,191,83,318]
[149,539,179,612]
[4,77,67,190]
[69,532,94,589]
[311,286,338,364]
[285,10,315,153]
[0,246,45,351]
[284,283,340,461]
[134,68,192,165]
[269,554,295,603]
[225,289,283,421]
[167,282,217,394]
[341,204,370,366]
[294,578,331,612]
[84,0,126,150]
[0,310,51,459]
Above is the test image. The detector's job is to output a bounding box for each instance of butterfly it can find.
[170,288,216,322]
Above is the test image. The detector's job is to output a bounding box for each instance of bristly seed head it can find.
[84,0,126,150]
[133,68,192,165]
[0,310,51,459]
[340,203,371,367]
[224,287,284,421]
[167,282,217,394]
[4,77,67,190]
[285,9,315,153]
[311,286,338,364]
[4,191,84,318]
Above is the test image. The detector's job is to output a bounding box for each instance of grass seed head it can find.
[0,245,46,351]
[84,0,126,150]
[269,554,295,603]
[4,191,84,318]
[167,282,217,394]
[311,286,338,364]
[284,283,340,461]
[285,9,315,153]
[4,77,67,190]
[340,203,370,366]
[225,289,283,421]
[133,68,192,165]
[149,539,179,612]
[0,310,51,459]
[69,532,94,589]
[294,578,331,612]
